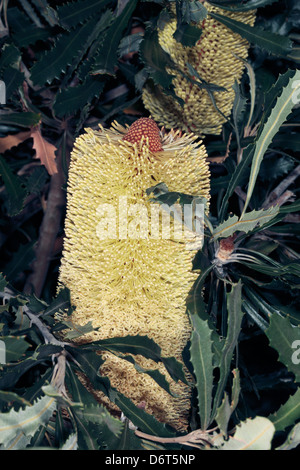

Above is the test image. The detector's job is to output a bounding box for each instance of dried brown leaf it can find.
[31,127,58,175]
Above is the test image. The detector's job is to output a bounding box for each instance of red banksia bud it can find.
[122,117,163,152]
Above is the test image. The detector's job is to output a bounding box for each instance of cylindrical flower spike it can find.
[142,2,256,135]
[59,118,210,430]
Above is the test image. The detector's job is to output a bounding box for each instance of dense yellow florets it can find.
[142,2,256,135]
[58,120,210,430]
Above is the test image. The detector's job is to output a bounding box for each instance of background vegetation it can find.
[0,0,299,450]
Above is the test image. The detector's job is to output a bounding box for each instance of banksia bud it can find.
[142,2,256,135]
[59,118,210,430]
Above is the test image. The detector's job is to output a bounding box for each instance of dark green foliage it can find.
[0,0,299,451]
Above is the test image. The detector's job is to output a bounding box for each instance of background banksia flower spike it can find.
[58,117,210,430]
[142,2,256,135]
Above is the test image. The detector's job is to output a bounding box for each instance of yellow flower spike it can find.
[59,118,210,430]
[142,2,256,135]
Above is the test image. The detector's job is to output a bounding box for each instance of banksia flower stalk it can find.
[142,2,256,135]
[59,118,210,430]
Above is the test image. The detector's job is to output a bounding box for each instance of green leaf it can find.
[269,388,300,431]
[212,281,244,420]
[53,76,105,118]
[189,314,214,430]
[215,369,240,436]
[74,404,123,438]
[0,336,30,363]
[3,241,36,282]
[91,0,138,76]
[242,69,300,216]
[265,314,300,382]
[173,23,203,47]
[85,334,188,384]
[220,416,275,450]
[139,30,176,90]
[213,206,280,241]
[276,422,300,449]
[209,11,292,56]
[0,394,56,448]
[30,15,107,86]
[114,392,175,437]
[56,0,111,28]
[0,155,27,217]
[7,7,51,47]
[0,112,41,128]
[207,0,281,12]
[0,391,31,407]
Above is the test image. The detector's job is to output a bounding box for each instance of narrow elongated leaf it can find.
[276,422,300,450]
[53,77,105,118]
[265,314,300,382]
[208,0,281,12]
[56,0,111,28]
[0,154,27,216]
[3,241,36,281]
[221,416,275,450]
[242,69,300,216]
[0,336,30,363]
[139,30,176,90]
[189,314,214,430]
[269,388,300,431]
[0,395,56,447]
[84,334,188,384]
[114,392,175,436]
[92,0,138,76]
[209,12,292,56]
[0,112,41,128]
[30,16,105,86]
[213,206,279,240]
[212,281,244,420]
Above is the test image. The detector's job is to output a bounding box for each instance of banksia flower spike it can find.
[142,2,256,135]
[59,118,210,430]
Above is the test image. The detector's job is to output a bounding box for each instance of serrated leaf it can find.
[75,404,123,437]
[220,416,275,450]
[31,127,58,175]
[265,314,300,382]
[0,336,30,363]
[30,16,104,86]
[173,23,202,47]
[0,112,41,128]
[60,433,78,450]
[0,394,56,447]
[209,11,292,56]
[7,7,50,47]
[114,392,175,436]
[56,0,111,29]
[25,165,49,195]
[53,76,105,118]
[189,314,214,430]
[276,422,300,449]
[3,240,36,282]
[139,30,176,90]
[92,0,138,76]
[213,206,279,240]
[85,334,188,385]
[242,69,300,216]
[212,281,244,420]
[0,391,31,407]
[215,369,240,436]
[118,32,144,57]
[208,0,281,12]
[269,388,300,432]
[0,154,27,216]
